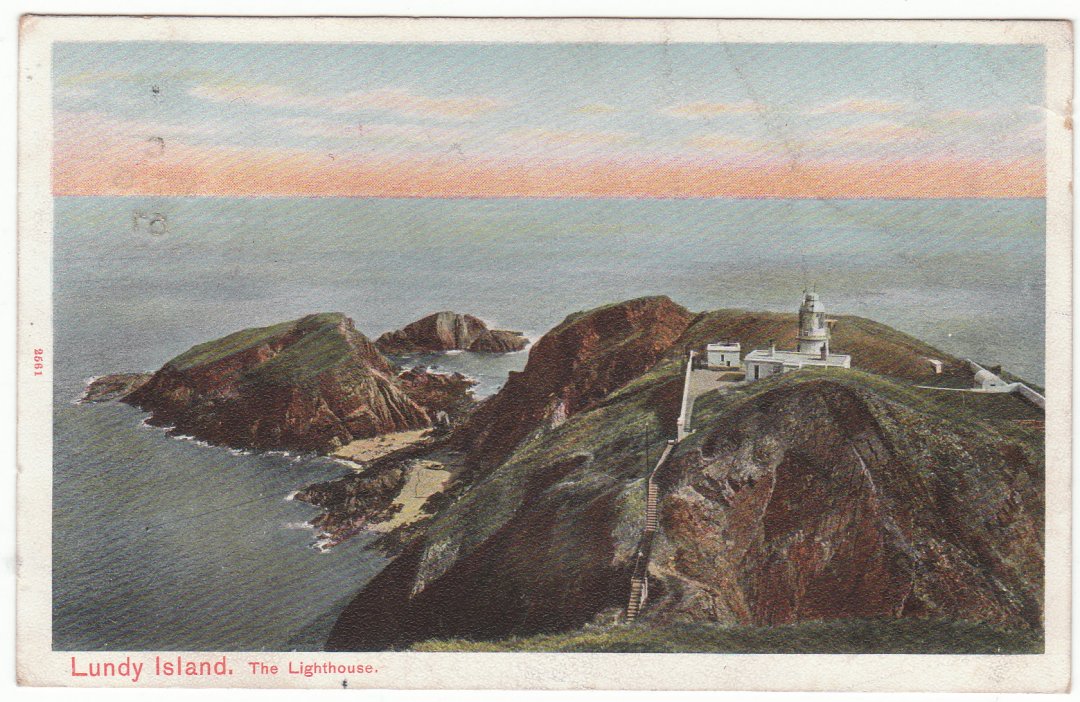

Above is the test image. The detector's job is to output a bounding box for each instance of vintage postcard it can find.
[16,16,1072,691]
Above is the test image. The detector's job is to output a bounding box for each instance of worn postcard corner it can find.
[16,15,1073,692]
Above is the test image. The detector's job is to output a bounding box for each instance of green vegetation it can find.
[816,367,1042,440]
[244,317,356,386]
[402,364,1044,655]
[166,312,356,385]
[687,367,1042,446]
[831,314,957,360]
[674,309,793,355]
[168,318,300,370]
[415,358,681,586]
[410,619,1042,654]
[415,362,1042,634]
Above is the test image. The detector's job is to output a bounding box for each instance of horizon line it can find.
[51,193,1047,202]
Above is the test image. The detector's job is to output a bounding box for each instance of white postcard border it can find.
[16,15,1074,691]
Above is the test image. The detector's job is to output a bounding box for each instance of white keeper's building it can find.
[705,341,741,368]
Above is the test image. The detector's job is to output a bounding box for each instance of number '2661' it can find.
[33,348,44,376]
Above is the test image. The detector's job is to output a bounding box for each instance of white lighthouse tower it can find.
[796,291,829,357]
[741,291,851,382]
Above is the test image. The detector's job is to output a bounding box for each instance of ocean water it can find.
[53,196,1045,650]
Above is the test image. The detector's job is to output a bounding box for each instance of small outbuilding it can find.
[705,342,741,369]
[974,368,1011,391]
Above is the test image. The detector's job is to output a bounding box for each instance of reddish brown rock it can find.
[455,295,694,469]
[81,372,152,403]
[376,312,528,354]
[396,366,477,422]
[649,378,1043,632]
[318,301,1041,652]
[125,313,431,453]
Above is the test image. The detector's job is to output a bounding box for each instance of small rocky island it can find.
[85,312,478,454]
[376,311,528,354]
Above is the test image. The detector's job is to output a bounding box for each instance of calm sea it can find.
[53,196,1045,650]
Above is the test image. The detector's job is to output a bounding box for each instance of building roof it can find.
[706,341,741,350]
[743,348,851,367]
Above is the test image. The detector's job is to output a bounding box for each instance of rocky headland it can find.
[395,367,476,423]
[376,311,528,354]
[316,296,1043,653]
[82,372,153,403]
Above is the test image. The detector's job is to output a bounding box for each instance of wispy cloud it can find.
[685,121,932,162]
[662,100,764,118]
[57,68,221,87]
[1014,120,1047,142]
[685,133,788,156]
[349,88,507,120]
[52,41,1046,198]
[55,110,221,140]
[686,129,899,167]
[808,98,909,115]
[189,82,317,109]
[55,69,138,87]
[574,103,619,115]
[918,106,1044,130]
[509,127,637,146]
[274,116,468,146]
[52,144,1047,199]
[55,85,101,100]
[190,83,507,120]
[815,122,930,145]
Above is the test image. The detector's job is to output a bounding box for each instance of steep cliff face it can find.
[648,374,1043,632]
[455,296,694,469]
[376,312,528,354]
[327,360,682,650]
[125,313,431,453]
[326,366,1043,651]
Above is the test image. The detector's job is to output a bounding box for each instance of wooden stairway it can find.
[625,353,694,622]
[644,481,660,531]
[625,443,672,622]
[626,573,648,621]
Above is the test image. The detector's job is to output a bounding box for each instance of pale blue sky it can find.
[52,42,1046,197]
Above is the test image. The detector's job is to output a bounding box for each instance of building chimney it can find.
[820,345,827,361]
[769,339,775,356]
